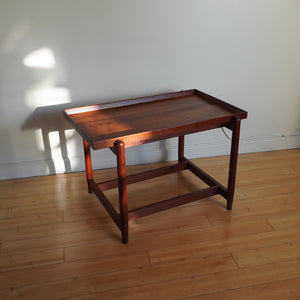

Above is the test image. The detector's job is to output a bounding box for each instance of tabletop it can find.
[64,89,247,150]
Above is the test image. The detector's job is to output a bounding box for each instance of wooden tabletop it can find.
[64,89,247,150]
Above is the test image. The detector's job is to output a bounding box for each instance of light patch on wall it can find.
[26,86,71,108]
[64,129,78,156]
[23,47,56,69]
[34,129,44,152]
[48,131,66,174]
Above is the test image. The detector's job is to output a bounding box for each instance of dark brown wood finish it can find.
[64,89,247,150]
[64,89,247,243]
[226,117,241,210]
[116,140,128,244]
[178,136,185,162]
[185,158,227,198]
[128,186,220,221]
[83,140,93,193]
[89,179,121,230]
[98,161,187,191]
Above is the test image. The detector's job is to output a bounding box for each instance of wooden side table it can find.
[64,89,247,244]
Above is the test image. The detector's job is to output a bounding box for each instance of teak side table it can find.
[64,89,247,244]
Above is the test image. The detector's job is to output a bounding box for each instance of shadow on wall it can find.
[22,99,171,176]
[22,102,75,174]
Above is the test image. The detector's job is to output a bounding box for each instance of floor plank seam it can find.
[230,253,241,269]
[145,250,153,266]
[177,276,300,299]
[0,266,191,296]
[264,217,276,231]
[0,255,238,295]
[205,214,215,227]
[0,150,299,299]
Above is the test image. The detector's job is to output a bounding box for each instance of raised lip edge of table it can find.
[64,89,247,244]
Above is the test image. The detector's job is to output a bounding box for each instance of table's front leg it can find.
[115,140,128,244]
[226,117,241,210]
[83,140,93,193]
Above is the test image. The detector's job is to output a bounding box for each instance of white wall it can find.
[1,0,299,180]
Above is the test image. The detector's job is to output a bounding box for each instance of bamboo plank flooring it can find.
[0,149,299,299]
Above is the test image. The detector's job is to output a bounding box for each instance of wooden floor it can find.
[0,149,299,299]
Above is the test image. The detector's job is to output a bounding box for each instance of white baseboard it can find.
[1,134,299,180]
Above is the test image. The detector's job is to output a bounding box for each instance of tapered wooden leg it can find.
[178,135,185,162]
[115,140,128,244]
[226,118,241,210]
[83,140,93,193]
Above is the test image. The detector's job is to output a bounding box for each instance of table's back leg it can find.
[115,140,128,244]
[83,140,93,193]
[178,135,185,162]
[226,118,241,210]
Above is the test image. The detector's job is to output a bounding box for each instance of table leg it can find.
[178,135,185,162]
[83,140,93,193]
[227,118,241,210]
[115,140,128,244]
